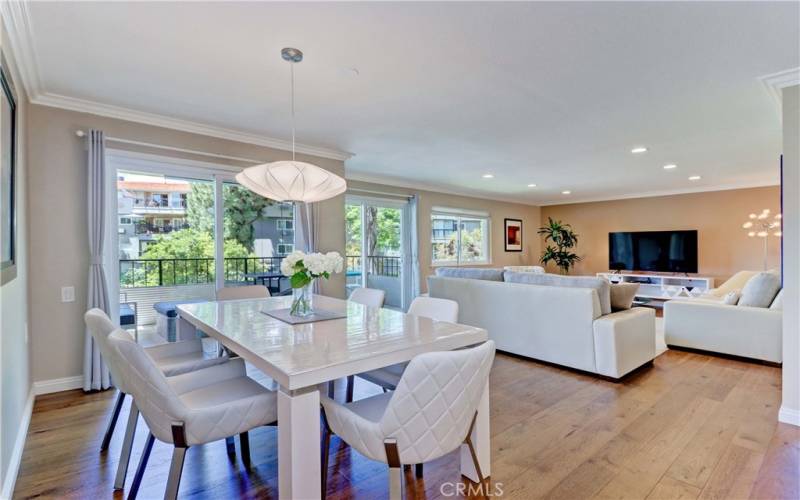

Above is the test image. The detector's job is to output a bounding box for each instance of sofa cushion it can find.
[609,283,639,311]
[503,265,545,274]
[504,271,612,315]
[769,289,784,310]
[738,272,782,308]
[722,290,740,305]
[434,267,504,281]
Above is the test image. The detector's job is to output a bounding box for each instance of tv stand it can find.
[597,271,715,303]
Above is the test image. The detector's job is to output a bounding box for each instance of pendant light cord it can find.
[291,61,296,161]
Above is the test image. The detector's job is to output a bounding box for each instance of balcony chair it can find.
[321,340,495,500]
[107,329,278,500]
[84,309,229,491]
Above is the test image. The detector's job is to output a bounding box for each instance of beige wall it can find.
[781,84,799,425]
[26,104,345,384]
[540,186,782,284]
[0,19,31,494]
[348,180,541,292]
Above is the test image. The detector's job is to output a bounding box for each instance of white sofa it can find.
[663,300,782,363]
[428,275,656,379]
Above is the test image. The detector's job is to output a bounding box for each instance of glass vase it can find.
[290,282,314,317]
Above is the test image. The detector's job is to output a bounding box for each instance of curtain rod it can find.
[75,130,264,165]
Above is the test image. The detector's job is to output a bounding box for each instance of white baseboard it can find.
[1,388,34,500]
[32,375,83,395]
[778,405,800,427]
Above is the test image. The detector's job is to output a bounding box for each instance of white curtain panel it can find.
[405,195,421,307]
[295,201,321,292]
[83,129,111,391]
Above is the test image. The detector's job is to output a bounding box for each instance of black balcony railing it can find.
[120,256,284,288]
[346,255,401,278]
[134,221,190,235]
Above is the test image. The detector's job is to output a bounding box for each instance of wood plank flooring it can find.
[13,350,799,499]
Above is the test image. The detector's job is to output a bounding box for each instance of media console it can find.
[597,271,715,305]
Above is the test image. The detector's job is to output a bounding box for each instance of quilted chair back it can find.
[379,340,495,464]
[85,308,130,394]
[108,329,187,444]
[407,297,459,323]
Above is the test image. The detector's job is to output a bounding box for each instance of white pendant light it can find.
[235,48,346,203]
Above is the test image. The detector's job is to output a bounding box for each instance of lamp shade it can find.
[235,160,347,203]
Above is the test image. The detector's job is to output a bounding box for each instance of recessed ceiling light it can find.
[631,147,648,154]
[688,175,701,181]
[562,190,571,195]
[482,174,494,179]
[663,164,677,170]
[527,183,537,188]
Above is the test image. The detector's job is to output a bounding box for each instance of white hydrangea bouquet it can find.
[280,250,344,317]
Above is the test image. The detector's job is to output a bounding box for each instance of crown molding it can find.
[759,67,800,114]
[537,179,781,206]
[32,92,353,161]
[348,171,779,208]
[0,0,43,97]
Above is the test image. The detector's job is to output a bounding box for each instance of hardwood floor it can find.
[13,350,798,499]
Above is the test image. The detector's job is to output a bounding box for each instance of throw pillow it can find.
[770,289,784,310]
[609,283,639,311]
[738,272,782,308]
[722,290,740,305]
[435,267,505,281]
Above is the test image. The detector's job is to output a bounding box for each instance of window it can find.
[431,208,490,265]
[119,217,132,225]
[277,218,293,231]
[277,243,294,255]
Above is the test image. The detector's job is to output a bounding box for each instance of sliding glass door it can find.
[346,196,410,310]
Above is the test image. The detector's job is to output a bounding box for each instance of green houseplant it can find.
[538,217,581,274]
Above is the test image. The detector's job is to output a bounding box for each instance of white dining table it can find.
[176,294,490,500]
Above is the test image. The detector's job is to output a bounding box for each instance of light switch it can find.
[61,286,75,303]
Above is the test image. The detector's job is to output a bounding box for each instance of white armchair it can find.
[664,299,782,363]
[84,309,229,490]
[108,329,278,499]
[321,340,495,499]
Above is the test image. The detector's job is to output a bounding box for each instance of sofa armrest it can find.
[593,307,656,378]
[663,300,782,363]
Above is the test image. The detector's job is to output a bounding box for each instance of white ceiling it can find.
[15,1,800,204]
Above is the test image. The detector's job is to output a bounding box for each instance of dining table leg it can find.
[460,380,490,483]
[278,385,321,500]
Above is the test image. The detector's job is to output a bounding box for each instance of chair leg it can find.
[114,401,139,490]
[165,423,188,500]
[226,436,236,455]
[327,380,335,399]
[464,412,485,486]
[239,432,251,469]
[346,375,354,403]
[127,432,155,500]
[101,391,125,451]
[164,447,187,500]
[384,438,402,500]
[321,424,332,499]
[415,463,424,478]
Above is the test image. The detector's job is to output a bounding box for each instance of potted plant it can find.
[281,250,344,317]
[537,217,581,274]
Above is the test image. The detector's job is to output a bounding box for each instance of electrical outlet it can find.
[61,286,75,303]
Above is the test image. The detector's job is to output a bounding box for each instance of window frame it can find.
[430,208,491,266]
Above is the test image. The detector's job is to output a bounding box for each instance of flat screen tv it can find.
[609,230,698,273]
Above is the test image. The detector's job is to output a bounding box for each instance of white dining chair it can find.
[348,287,386,308]
[85,308,229,491]
[321,340,495,499]
[216,285,270,301]
[347,297,459,402]
[107,328,278,500]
